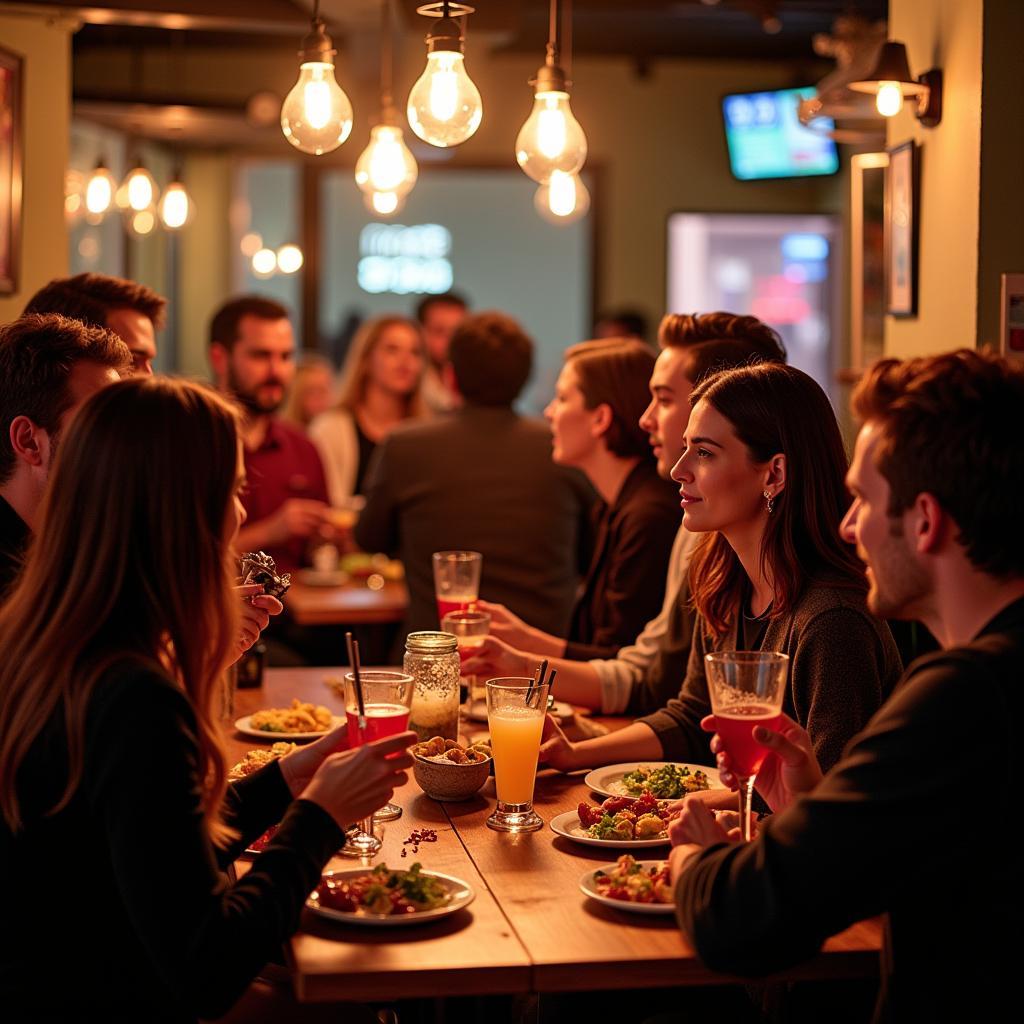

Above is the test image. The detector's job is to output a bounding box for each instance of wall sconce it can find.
[849,41,942,127]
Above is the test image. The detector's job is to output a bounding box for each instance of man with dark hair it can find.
[208,296,330,576]
[356,311,594,634]
[415,291,468,413]
[23,272,166,376]
[670,348,1024,1022]
[0,314,131,593]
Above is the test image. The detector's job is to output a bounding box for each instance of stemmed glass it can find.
[339,669,414,857]
[433,551,482,624]
[485,677,549,833]
[442,609,491,711]
[704,651,789,842]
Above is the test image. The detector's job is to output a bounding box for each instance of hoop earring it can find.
[764,490,775,515]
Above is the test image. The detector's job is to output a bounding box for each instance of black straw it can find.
[527,658,549,709]
[345,631,366,730]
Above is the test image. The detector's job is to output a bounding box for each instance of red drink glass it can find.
[433,551,482,625]
[705,651,789,841]
[340,670,414,856]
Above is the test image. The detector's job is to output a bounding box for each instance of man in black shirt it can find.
[670,349,1024,1022]
[0,315,130,597]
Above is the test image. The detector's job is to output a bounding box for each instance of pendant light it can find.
[84,159,117,221]
[119,159,159,213]
[355,0,418,215]
[407,3,482,148]
[159,167,195,231]
[534,170,590,225]
[515,0,587,184]
[280,0,354,155]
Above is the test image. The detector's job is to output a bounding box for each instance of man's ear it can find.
[8,416,47,469]
[912,492,947,555]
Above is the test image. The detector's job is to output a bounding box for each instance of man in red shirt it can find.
[208,296,330,575]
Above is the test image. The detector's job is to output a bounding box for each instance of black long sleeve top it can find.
[675,596,1024,1023]
[0,665,344,1022]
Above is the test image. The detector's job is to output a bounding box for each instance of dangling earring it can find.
[764,489,775,515]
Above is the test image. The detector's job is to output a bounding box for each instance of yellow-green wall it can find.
[0,11,75,322]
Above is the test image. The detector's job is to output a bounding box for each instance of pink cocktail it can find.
[713,704,783,778]
[436,595,476,621]
[705,651,789,842]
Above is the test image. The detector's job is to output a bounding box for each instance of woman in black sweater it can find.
[0,377,413,1021]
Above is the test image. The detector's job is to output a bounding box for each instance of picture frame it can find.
[849,152,889,372]
[1,44,24,296]
[885,139,918,317]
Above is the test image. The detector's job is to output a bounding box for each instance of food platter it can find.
[234,715,342,742]
[583,762,722,799]
[550,810,670,849]
[306,868,475,927]
[578,861,676,916]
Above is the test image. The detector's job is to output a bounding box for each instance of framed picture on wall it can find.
[1,44,24,296]
[850,152,889,371]
[885,140,918,317]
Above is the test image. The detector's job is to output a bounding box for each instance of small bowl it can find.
[413,753,491,802]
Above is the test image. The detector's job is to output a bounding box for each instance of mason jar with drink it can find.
[404,631,462,742]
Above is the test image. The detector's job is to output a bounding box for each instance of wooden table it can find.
[229,669,882,1003]
[285,580,408,626]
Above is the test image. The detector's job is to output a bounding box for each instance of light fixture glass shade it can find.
[281,61,354,155]
[849,40,927,108]
[534,170,590,224]
[276,244,304,274]
[407,50,482,147]
[84,165,117,219]
[355,124,418,198]
[120,166,158,212]
[159,182,194,230]
[364,189,405,217]
[251,248,277,277]
[875,82,904,117]
[124,206,158,239]
[515,90,588,183]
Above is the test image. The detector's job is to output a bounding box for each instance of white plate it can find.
[295,568,350,587]
[579,862,676,916]
[550,810,670,848]
[306,868,475,927]
[465,698,573,724]
[234,714,343,742]
[583,762,722,799]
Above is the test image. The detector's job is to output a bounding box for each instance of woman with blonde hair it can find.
[309,315,426,504]
[0,377,413,1020]
[281,352,336,431]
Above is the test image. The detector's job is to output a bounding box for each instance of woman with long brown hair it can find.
[309,315,426,504]
[540,362,902,777]
[0,377,413,1020]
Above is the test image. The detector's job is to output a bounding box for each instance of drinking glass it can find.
[442,609,491,708]
[704,651,789,842]
[339,669,414,856]
[432,551,482,624]
[485,677,549,833]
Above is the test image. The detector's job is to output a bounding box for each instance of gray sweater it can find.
[639,579,903,774]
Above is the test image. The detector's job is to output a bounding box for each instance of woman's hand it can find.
[701,712,822,814]
[278,720,350,797]
[460,635,533,679]
[537,714,581,773]
[669,797,736,848]
[301,731,416,828]
[474,600,537,649]
[232,584,284,661]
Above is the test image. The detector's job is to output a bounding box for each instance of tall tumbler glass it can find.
[704,651,789,841]
[485,677,549,833]
[339,669,414,858]
[432,551,482,624]
[442,609,491,708]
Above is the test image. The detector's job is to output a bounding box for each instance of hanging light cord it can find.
[381,0,394,116]
[547,0,561,68]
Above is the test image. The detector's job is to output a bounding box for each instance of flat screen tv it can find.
[722,87,839,181]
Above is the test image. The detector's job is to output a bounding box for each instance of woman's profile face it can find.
[368,324,424,399]
[670,399,767,536]
[544,361,602,467]
[299,365,334,421]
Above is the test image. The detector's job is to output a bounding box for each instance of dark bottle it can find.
[236,641,266,689]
